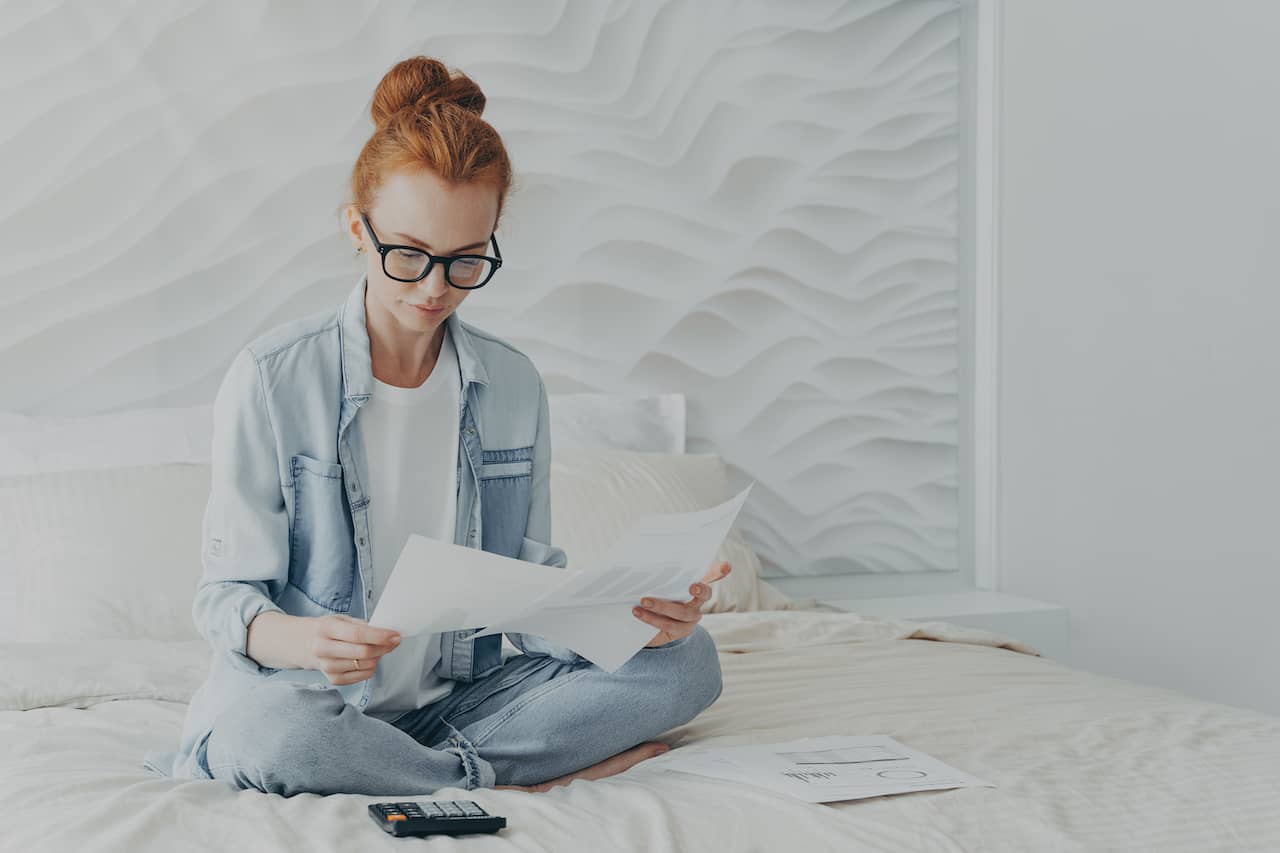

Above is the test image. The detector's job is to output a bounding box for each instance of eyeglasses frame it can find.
[358,211,503,289]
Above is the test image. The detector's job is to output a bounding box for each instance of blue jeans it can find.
[199,625,722,797]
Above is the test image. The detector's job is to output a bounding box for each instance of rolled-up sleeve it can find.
[191,347,289,676]
[505,371,584,664]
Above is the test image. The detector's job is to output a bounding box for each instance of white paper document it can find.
[368,482,754,672]
[654,735,994,803]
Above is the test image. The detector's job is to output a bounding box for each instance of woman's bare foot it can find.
[494,741,670,793]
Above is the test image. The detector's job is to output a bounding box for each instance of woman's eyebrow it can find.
[390,231,488,253]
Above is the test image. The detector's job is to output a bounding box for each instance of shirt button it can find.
[367,590,372,599]
[466,427,475,435]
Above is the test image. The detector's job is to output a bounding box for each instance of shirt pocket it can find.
[288,453,357,611]
[478,446,533,559]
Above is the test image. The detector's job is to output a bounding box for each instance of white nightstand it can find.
[819,591,1070,661]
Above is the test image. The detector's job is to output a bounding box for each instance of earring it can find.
[354,246,362,256]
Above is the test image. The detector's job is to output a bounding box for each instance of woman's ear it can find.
[342,204,366,252]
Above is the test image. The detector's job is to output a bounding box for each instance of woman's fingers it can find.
[687,582,713,604]
[632,605,685,632]
[327,614,402,647]
[699,561,731,587]
[329,668,377,686]
[632,563,728,627]
[301,616,396,685]
[321,658,377,685]
[315,615,401,666]
[638,587,706,622]
[318,638,399,662]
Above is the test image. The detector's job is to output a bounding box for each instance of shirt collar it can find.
[338,274,489,401]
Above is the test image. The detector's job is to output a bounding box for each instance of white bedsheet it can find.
[2,611,1278,852]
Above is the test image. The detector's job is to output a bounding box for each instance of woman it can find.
[141,56,730,797]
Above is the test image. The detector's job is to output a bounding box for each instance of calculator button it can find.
[443,802,464,816]
[386,814,407,821]
[462,803,484,816]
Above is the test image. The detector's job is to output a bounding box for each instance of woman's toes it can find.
[645,740,671,757]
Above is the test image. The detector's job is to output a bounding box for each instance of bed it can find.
[5,611,1280,852]
[3,402,1279,851]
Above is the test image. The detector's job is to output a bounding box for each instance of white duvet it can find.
[2,610,1278,852]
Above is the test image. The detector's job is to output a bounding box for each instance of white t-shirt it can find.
[362,330,461,720]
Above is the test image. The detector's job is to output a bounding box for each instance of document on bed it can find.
[368,482,754,672]
[654,735,994,803]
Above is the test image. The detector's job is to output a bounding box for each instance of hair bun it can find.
[370,56,486,128]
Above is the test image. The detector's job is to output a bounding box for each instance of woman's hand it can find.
[307,614,402,686]
[634,560,731,648]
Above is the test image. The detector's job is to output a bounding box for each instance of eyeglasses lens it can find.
[384,250,493,287]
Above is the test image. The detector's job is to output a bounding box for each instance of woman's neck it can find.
[368,316,447,388]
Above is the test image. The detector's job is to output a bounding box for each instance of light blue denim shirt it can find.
[143,274,580,780]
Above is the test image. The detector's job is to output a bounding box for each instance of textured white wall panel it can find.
[0,0,963,578]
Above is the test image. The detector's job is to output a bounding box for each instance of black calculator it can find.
[368,800,507,837]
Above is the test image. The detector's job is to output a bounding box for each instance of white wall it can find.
[998,1,1280,715]
[0,0,966,584]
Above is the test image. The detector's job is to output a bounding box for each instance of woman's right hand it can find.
[306,614,402,685]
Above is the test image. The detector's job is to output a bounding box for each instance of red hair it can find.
[347,56,514,227]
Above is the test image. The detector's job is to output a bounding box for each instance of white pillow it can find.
[549,449,792,613]
[0,406,213,476]
[0,463,210,643]
[0,444,786,644]
[547,393,685,453]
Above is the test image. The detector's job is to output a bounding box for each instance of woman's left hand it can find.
[635,560,732,647]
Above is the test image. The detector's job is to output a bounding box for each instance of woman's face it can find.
[347,168,499,339]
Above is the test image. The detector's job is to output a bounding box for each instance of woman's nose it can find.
[418,263,451,298]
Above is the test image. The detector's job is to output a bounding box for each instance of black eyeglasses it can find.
[359,212,502,289]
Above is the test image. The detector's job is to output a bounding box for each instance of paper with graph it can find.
[653,735,994,803]
[370,482,754,672]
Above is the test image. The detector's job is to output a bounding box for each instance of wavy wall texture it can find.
[0,0,962,577]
